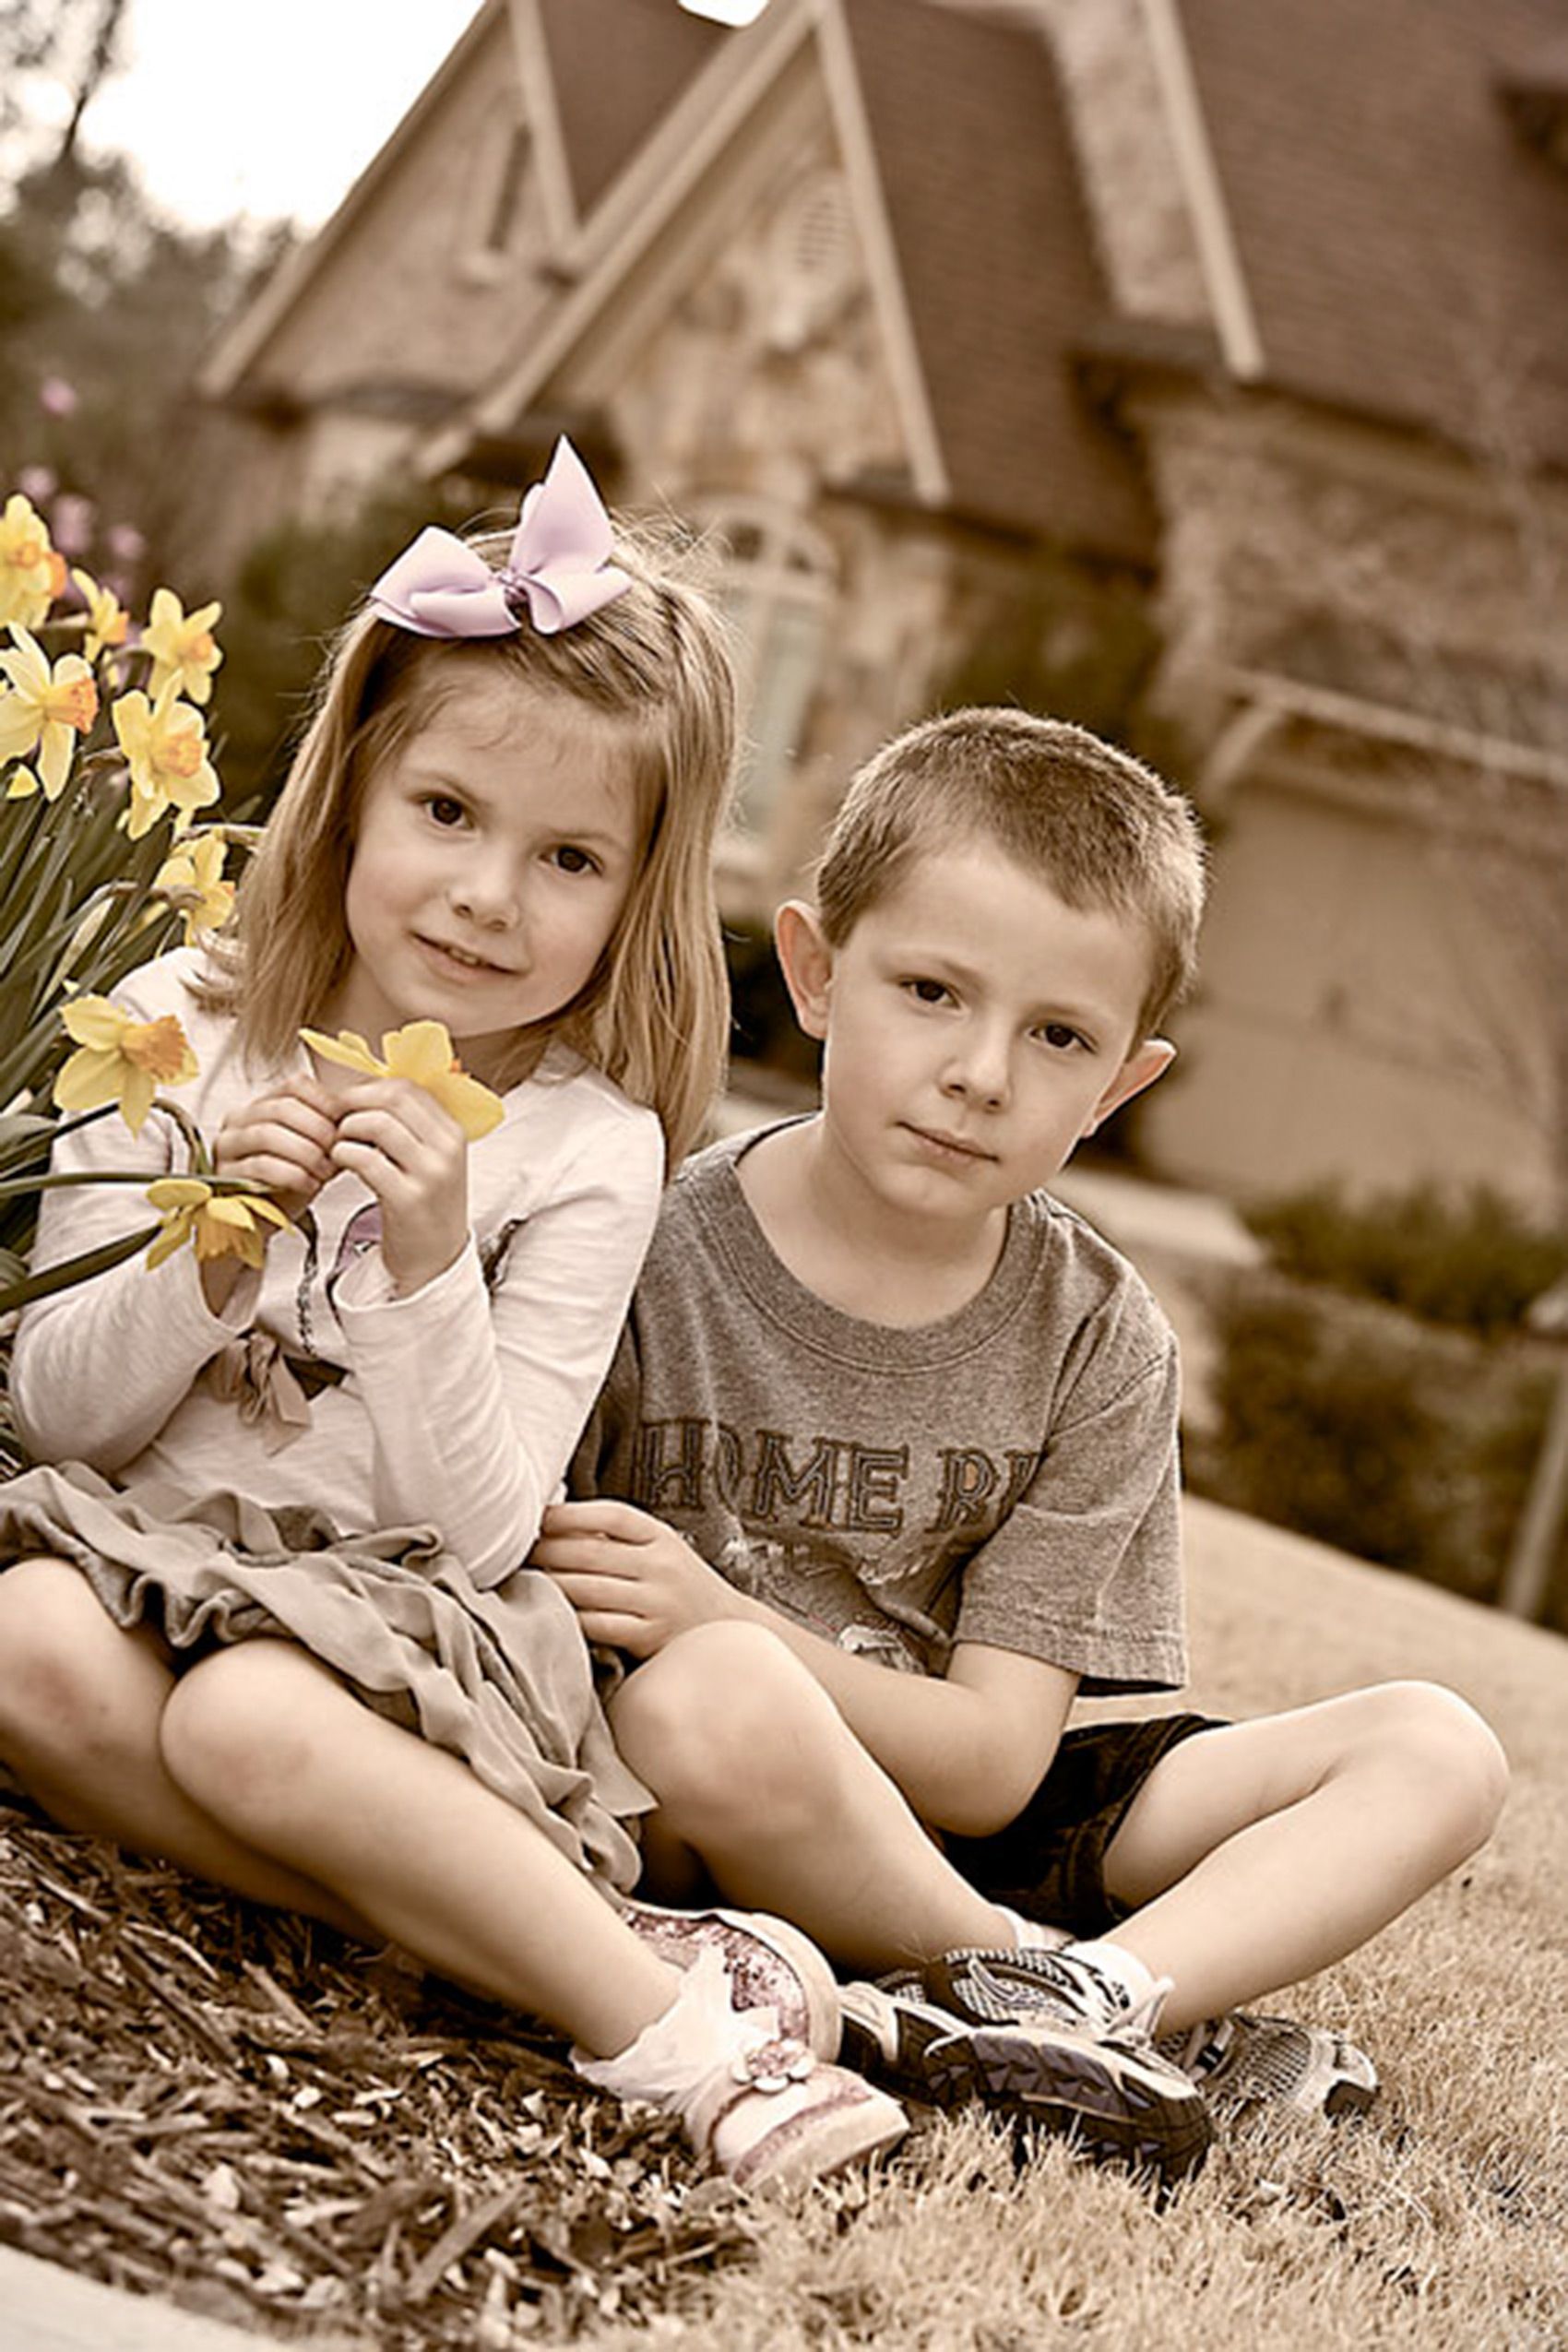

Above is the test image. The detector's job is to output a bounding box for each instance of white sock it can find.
[571,1946,765,2126]
[996,1905,1072,1954]
[1060,1936,1158,2012]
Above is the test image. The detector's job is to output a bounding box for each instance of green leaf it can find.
[0,1221,160,1313]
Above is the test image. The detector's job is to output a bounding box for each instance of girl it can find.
[0,441,905,2186]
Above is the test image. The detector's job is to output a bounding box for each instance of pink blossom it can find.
[17,466,56,504]
[39,377,79,418]
[51,494,96,557]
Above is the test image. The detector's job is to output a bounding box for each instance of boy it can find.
[535,708,1506,2185]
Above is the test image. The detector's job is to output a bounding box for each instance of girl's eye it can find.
[552,844,600,876]
[424,794,468,828]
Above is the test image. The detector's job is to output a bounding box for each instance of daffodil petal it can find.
[147,1178,212,1210]
[53,1043,123,1112]
[300,1027,386,1076]
[382,1021,456,1086]
[431,1070,506,1141]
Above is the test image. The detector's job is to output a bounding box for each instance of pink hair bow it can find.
[369,437,632,637]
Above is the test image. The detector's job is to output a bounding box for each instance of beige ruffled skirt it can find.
[0,1461,648,1893]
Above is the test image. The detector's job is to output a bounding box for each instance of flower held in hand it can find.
[300,1019,505,1140]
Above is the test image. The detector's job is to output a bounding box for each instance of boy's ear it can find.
[773,899,836,1041]
[1082,1038,1175,1136]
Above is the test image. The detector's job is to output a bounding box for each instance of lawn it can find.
[1,1494,1563,2350]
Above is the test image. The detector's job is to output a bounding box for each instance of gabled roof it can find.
[436,0,1150,556]
[1174,0,1568,466]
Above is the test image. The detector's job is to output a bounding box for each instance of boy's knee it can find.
[1367,1680,1508,1852]
[612,1621,837,1825]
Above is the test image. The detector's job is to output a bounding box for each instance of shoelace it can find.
[967,1954,1175,2046]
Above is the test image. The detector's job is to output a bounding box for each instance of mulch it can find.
[0,1792,774,2347]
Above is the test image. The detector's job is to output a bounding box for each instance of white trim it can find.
[814,0,949,505]
[1218,664,1568,791]
[510,0,580,254]
[1138,0,1265,383]
[198,0,509,399]
[423,0,818,470]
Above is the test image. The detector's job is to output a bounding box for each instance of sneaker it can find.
[839,1947,1213,2187]
[1158,2011,1379,2119]
[615,1896,839,2060]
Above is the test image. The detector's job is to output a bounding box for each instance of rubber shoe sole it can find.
[838,1978,1213,2187]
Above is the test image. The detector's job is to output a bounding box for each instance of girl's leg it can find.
[158,1635,690,2056]
[0,1559,363,1930]
[610,1621,1020,1972]
[1099,1681,1508,2031]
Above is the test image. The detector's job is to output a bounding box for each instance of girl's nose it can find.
[450,863,521,929]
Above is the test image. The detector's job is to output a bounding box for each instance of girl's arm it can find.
[9,1101,251,1469]
[330,1092,664,1588]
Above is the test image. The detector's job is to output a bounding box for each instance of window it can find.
[698,502,837,840]
[462,103,532,279]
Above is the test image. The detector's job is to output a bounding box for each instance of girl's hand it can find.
[532,1500,757,1657]
[204,1076,339,1313]
[329,1076,471,1295]
[213,1076,339,1213]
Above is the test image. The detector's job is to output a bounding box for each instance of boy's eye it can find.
[1038,1021,1087,1051]
[904,977,953,1006]
[551,843,600,876]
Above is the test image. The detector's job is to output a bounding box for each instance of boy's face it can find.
[778,839,1172,1240]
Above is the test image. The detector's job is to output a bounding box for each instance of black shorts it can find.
[943,1712,1225,1938]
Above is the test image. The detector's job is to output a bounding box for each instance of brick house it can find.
[200,0,1568,1213]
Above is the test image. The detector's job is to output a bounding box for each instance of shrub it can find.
[1241,1182,1568,1336]
[1189,1271,1561,1621]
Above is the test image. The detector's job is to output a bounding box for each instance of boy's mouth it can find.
[905,1123,997,1164]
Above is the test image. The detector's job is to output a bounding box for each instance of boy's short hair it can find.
[814,707,1207,1037]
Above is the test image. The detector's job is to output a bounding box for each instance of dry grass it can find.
[3,1495,1565,2349]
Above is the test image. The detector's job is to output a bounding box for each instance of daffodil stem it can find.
[151,1093,210,1174]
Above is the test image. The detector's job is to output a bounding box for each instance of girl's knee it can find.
[0,1559,137,1761]
[159,1641,323,1824]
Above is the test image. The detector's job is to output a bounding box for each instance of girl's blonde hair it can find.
[201,517,737,1166]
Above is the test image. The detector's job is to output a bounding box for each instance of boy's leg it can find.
[1099,1681,1507,2032]
[612,1621,1212,2181]
[608,1621,1022,1970]
[0,1558,363,1928]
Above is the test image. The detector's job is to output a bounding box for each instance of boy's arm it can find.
[533,1498,1076,1835]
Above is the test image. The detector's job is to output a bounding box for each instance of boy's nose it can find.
[942,1033,1010,1110]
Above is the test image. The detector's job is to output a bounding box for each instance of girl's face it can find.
[331,669,646,1086]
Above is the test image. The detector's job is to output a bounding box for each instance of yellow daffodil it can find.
[300,1019,505,1140]
[145,1177,290,1272]
[155,830,234,943]
[6,764,42,800]
[71,567,130,660]
[112,680,220,838]
[0,624,99,799]
[53,995,200,1134]
[142,586,223,704]
[0,494,66,632]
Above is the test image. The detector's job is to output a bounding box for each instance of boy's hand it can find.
[328,1076,470,1296]
[533,1500,755,1657]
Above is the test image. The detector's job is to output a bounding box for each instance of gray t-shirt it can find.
[571,1121,1187,1695]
